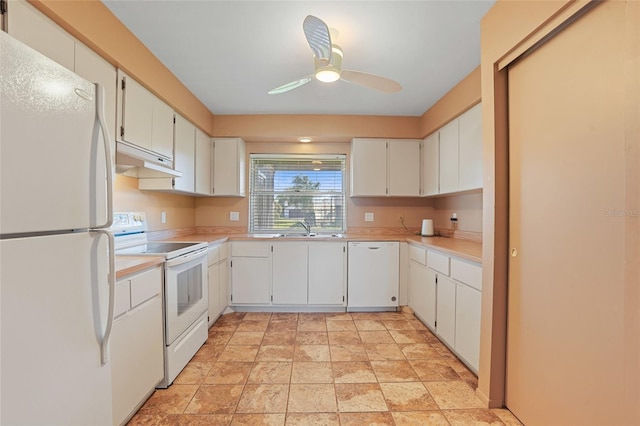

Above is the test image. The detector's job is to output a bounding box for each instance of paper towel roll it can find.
[421,219,434,236]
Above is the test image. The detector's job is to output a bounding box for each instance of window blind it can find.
[249,154,346,233]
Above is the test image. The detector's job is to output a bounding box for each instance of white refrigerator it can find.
[0,31,115,425]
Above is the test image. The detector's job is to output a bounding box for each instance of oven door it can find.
[164,248,208,345]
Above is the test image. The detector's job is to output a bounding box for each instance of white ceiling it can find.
[102,1,494,117]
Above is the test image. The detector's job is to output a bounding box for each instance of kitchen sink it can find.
[251,233,344,239]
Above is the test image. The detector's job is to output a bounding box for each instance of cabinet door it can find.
[423,268,437,330]
[230,257,270,304]
[350,138,387,196]
[421,132,439,196]
[173,114,195,193]
[308,243,346,305]
[195,129,212,195]
[409,261,436,329]
[219,259,229,314]
[436,275,456,347]
[121,75,154,151]
[272,243,308,304]
[458,103,483,191]
[151,97,175,160]
[213,138,245,196]
[438,119,459,194]
[208,263,220,326]
[455,283,481,372]
[388,139,421,196]
[7,0,75,70]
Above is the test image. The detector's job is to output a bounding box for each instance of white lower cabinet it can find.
[111,266,164,426]
[208,241,228,326]
[272,242,308,304]
[408,258,436,329]
[230,242,271,304]
[435,275,457,347]
[308,243,347,305]
[454,282,482,371]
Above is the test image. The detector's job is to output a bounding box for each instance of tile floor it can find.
[128,311,522,425]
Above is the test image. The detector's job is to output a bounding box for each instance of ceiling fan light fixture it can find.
[315,68,340,83]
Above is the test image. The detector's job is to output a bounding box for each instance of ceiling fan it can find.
[268,15,402,95]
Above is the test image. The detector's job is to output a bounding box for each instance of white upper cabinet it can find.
[172,114,196,193]
[212,138,246,197]
[351,138,421,197]
[117,70,174,162]
[421,132,440,196]
[194,129,212,196]
[458,103,483,191]
[438,119,460,194]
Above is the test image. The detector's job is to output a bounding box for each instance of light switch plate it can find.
[230,211,240,221]
[365,212,374,222]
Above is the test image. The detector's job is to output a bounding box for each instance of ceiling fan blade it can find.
[268,76,313,95]
[341,70,402,93]
[303,15,332,62]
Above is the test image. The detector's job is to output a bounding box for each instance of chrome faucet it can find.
[297,220,311,236]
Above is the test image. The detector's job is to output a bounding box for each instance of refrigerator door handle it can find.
[95,83,114,230]
[94,229,116,365]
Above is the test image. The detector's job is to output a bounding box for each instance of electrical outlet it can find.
[365,212,374,222]
[161,211,166,224]
[230,211,240,221]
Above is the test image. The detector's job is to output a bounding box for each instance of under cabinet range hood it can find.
[116,141,182,178]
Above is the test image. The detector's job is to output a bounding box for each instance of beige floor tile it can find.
[442,408,505,425]
[217,345,259,362]
[208,331,234,345]
[266,321,298,332]
[358,331,396,344]
[209,324,239,332]
[329,344,368,362]
[126,413,176,426]
[184,385,244,414]
[332,361,378,383]
[296,320,327,332]
[389,330,430,344]
[191,344,225,362]
[228,331,265,345]
[325,312,353,321]
[291,361,333,383]
[409,359,460,382]
[354,319,387,331]
[204,362,252,385]
[339,412,395,425]
[270,313,298,322]
[138,385,200,415]
[175,414,234,425]
[364,343,406,361]
[287,384,337,413]
[399,343,440,359]
[379,382,438,411]
[285,413,340,426]
[407,319,429,331]
[295,331,328,345]
[491,408,524,425]
[334,383,388,412]
[256,345,295,362]
[243,312,272,321]
[248,362,292,384]
[236,320,269,332]
[236,384,289,413]
[263,331,297,345]
[383,320,414,330]
[293,345,331,362]
[231,413,285,426]
[350,312,383,321]
[328,331,362,345]
[326,320,357,332]
[297,313,326,321]
[391,411,450,426]
[378,312,408,321]
[370,360,420,382]
[173,362,213,385]
[425,381,485,410]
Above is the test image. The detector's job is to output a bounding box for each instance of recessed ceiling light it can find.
[298,137,312,143]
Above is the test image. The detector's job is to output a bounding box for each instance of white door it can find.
[308,243,346,305]
[173,114,195,192]
[1,33,106,233]
[231,257,271,304]
[272,243,308,304]
[438,119,459,194]
[435,275,456,347]
[350,139,387,196]
[388,139,421,196]
[454,283,481,372]
[458,103,483,191]
[121,74,153,151]
[421,132,439,196]
[0,233,113,425]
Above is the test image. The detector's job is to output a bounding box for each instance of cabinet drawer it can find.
[208,245,220,266]
[451,258,482,291]
[409,245,427,266]
[231,242,270,257]
[114,280,131,318]
[130,267,162,307]
[428,250,450,275]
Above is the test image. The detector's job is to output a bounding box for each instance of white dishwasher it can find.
[347,242,400,310]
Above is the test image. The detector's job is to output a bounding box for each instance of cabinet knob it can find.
[511,248,518,258]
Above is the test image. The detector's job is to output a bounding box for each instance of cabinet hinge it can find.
[230,294,233,301]
[343,246,346,253]
[121,79,126,90]
[271,295,273,302]
[230,260,232,267]
[120,126,125,138]
[271,246,273,252]
[343,296,345,302]
[173,116,176,124]
[434,320,437,328]
[171,178,175,188]
[0,0,7,15]
[435,276,438,284]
